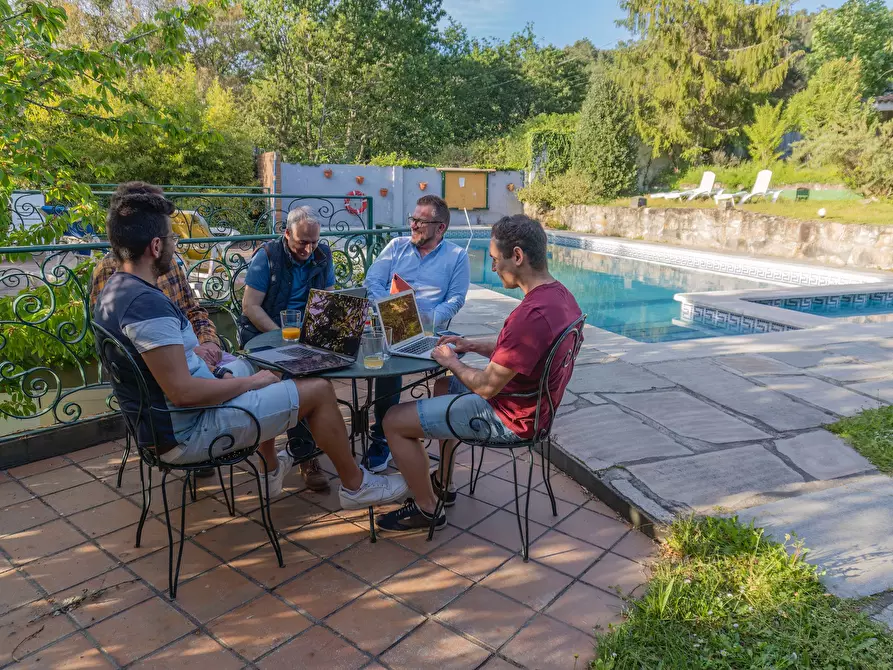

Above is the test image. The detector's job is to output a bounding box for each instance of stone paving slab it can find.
[849,379,893,404]
[552,405,691,470]
[606,390,771,444]
[646,359,835,431]
[737,475,893,598]
[566,361,674,394]
[628,445,805,512]
[774,431,876,480]
[765,349,859,368]
[805,363,893,383]
[717,355,801,377]
[755,375,879,416]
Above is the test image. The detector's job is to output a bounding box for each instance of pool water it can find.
[461,240,778,342]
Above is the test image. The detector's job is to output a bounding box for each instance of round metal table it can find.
[243,329,449,541]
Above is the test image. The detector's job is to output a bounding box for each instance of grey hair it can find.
[286,206,320,231]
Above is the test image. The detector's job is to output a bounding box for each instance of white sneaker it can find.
[339,467,409,510]
[261,450,293,500]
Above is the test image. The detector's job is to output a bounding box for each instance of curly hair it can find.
[106,182,175,262]
[491,214,548,270]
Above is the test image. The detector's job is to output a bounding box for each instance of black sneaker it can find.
[376,499,446,532]
[431,472,457,508]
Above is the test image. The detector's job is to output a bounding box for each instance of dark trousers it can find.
[370,375,403,444]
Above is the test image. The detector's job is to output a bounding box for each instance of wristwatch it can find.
[212,366,233,379]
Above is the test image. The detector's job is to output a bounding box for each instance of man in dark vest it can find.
[240,207,335,491]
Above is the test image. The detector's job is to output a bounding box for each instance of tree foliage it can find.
[744,102,788,164]
[809,0,893,97]
[614,0,800,162]
[787,57,872,138]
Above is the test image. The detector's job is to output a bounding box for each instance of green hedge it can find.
[673,162,842,191]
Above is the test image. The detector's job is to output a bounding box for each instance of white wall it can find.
[278,162,524,227]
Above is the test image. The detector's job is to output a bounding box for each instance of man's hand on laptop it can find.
[437,335,474,354]
[431,343,459,367]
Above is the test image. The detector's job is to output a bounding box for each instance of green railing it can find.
[0,227,403,442]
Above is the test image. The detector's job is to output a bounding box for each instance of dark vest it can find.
[238,239,333,346]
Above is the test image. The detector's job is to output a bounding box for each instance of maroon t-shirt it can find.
[489,281,582,439]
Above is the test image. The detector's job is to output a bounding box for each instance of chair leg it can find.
[247,458,284,568]
[541,439,557,517]
[428,438,459,541]
[469,445,485,495]
[217,467,234,516]
[189,470,198,502]
[136,460,152,548]
[229,464,235,512]
[167,472,191,599]
[159,470,177,598]
[522,448,535,561]
[509,450,528,559]
[116,433,131,489]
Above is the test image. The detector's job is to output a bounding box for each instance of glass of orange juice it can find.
[280,310,302,342]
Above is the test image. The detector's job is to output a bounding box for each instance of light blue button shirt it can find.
[364,237,470,323]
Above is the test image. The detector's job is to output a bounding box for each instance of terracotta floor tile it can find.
[501,614,596,669]
[460,474,520,508]
[0,470,8,484]
[129,541,221,591]
[479,656,520,669]
[468,509,549,553]
[446,463,474,490]
[0,481,34,508]
[0,499,59,537]
[208,594,311,660]
[529,530,607,577]
[380,620,490,670]
[15,631,113,669]
[21,464,94,496]
[176,495,238,533]
[43,480,122,517]
[1,519,86,565]
[250,493,330,536]
[479,556,574,611]
[229,540,319,589]
[193,516,271,561]
[438,586,535,649]
[95,517,171,564]
[386,521,462,555]
[333,538,417,585]
[611,530,660,565]
[255,625,368,670]
[428,532,513,582]
[68,441,123,463]
[583,498,619,519]
[176,565,264,623]
[276,562,369,619]
[76,453,129,480]
[555,508,629,550]
[454,446,513,474]
[100,465,160,497]
[298,477,344,512]
[88,597,195,666]
[545,581,625,635]
[25,542,118,595]
[68,498,142,539]
[49,566,154,628]
[326,590,424,655]
[379,558,473,615]
[0,599,77,666]
[513,489,577,527]
[535,474,594,506]
[0,567,41,616]
[8,456,70,478]
[581,552,651,597]
[286,515,368,558]
[210,480,263,515]
[130,632,244,670]
[488,453,552,489]
[446,494,499,530]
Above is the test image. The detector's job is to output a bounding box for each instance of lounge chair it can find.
[714,169,783,205]
[663,171,719,201]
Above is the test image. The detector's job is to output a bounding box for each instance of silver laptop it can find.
[244,289,367,375]
[375,290,442,359]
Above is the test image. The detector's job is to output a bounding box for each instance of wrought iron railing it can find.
[0,227,403,441]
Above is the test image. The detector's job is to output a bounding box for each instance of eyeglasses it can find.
[408,216,442,227]
[161,234,180,244]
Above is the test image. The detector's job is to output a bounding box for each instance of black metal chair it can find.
[92,322,284,598]
[431,314,587,559]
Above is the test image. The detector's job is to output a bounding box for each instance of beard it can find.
[152,246,175,277]
[411,231,433,248]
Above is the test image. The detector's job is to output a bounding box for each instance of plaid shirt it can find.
[90,255,220,347]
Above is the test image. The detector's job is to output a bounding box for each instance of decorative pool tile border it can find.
[680,303,797,335]
[754,292,893,313]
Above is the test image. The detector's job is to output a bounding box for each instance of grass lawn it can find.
[828,406,893,474]
[607,197,893,226]
[591,516,893,669]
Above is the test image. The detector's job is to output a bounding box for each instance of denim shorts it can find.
[417,376,522,444]
[161,358,300,465]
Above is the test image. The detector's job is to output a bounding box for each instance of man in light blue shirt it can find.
[364,195,470,471]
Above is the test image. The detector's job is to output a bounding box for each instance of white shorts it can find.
[161,358,300,465]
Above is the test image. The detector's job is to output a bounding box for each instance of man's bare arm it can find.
[432,346,517,400]
[241,286,279,333]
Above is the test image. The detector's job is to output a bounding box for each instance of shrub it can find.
[674,161,841,191]
[367,153,429,168]
[787,58,872,138]
[572,73,637,199]
[516,171,602,208]
[744,102,789,164]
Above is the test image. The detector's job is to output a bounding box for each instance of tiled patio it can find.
[0,434,657,669]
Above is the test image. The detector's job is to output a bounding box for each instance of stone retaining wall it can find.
[524,203,893,270]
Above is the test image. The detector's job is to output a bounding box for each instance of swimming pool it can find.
[757,293,893,325]
[460,240,779,342]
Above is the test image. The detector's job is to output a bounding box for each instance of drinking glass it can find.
[361,328,386,370]
[420,310,435,337]
[280,309,302,342]
[380,327,393,361]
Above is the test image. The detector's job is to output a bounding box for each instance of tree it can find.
[809,0,893,96]
[744,102,788,164]
[614,0,800,162]
[1,0,210,245]
[572,73,638,199]
[787,57,872,137]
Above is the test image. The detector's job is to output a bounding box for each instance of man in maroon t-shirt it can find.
[376,214,582,532]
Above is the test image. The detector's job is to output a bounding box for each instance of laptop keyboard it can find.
[280,346,317,360]
[396,336,440,356]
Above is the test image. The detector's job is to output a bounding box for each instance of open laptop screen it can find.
[301,290,367,356]
[377,291,422,345]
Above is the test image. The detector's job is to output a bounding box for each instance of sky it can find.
[440,0,893,49]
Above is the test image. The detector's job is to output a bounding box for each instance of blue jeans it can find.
[370,375,403,445]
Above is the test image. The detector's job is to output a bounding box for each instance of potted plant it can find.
[323,168,333,178]
[379,188,388,197]
[355,175,365,185]
[418,181,427,191]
